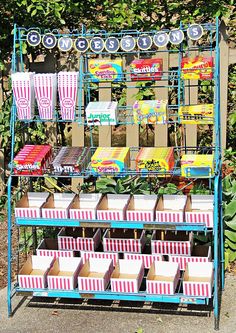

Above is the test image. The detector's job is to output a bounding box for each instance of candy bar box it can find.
[96,194,130,221]
[103,229,145,253]
[86,101,118,125]
[133,100,167,125]
[178,104,214,125]
[110,259,144,293]
[126,194,158,222]
[185,195,214,228]
[88,59,123,82]
[151,231,193,255]
[15,192,49,218]
[37,238,75,258]
[47,257,82,290]
[69,193,102,220]
[58,227,101,251]
[183,262,213,298]
[130,58,163,81]
[168,245,211,270]
[18,255,54,289]
[155,195,187,223]
[181,56,214,80]
[80,251,119,266]
[78,258,113,291]
[146,261,180,295]
[41,193,75,219]
[181,154,214,178]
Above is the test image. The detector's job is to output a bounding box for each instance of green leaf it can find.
[225,216,236,231]
[31,9,37,16]
[225,238,236,250]
[225,230,236,243]
[224,200,236,219]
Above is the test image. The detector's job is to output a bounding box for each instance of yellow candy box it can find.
[179,104,214,124]
[181,154,214,178]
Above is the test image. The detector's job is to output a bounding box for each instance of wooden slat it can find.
[229,48,236,65]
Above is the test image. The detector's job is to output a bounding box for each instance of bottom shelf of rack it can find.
[15,287,210,305]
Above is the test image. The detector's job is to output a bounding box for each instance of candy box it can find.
[151,231,193,255]
[90,147,130,174]
[181,154,214,178]
[185,195,214,228]
[146,261,180,295]
[178,104,214,125]
[126,194,158,222]
[88,59,123,82]
[181,56,214,80]
[85,101,118,125]
[69,193,102,220]
[155,195,187,223]
[130,58,163,81]
[133,100,167,124]
[96,194,130,221]
[15,192,49,218]
[78,258,113,291]
[37,238,75,258]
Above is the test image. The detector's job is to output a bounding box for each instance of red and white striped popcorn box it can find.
[111,259,144,293]
[34,73,57,120]
[156,195,187,223]
[12,72,35,120]
[37,238,75,258]
[185,195,214,228]
[123,253,163,269]
[15,192,49,218]
[69,193,102,220]
[168,245,211,270]
[80,251,119,266]
[97,194,130,221]
[58,227,101,251]
[146,261,180,295]
[58,72,79,120]
[41,193,75,219]
[183,262,213,298]
[18,255,54,289]
[126,194,157,222]
[78,258,114,291]
[103,229,146,253]
[47,257,82,290]
[151,230,193,255]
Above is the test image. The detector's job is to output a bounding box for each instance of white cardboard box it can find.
[69,193,102,220]
[78,258,113,291]
[185,195,214,228]
[15,192,49,218]
[156,195,187,223]
[146,261,180,295]
[110,259,144,293]
[168,245,211,270]
[103,229,146,253]
[151,231,193,255]
[37,238,75,258]
[18,255,54,289]
[58,227,101,251]
[80,251,119,266]
[97,194,130,221]
[126,194,158,222]
[183,262,213,298]
[86,101,118,125]
[123,253,163,269]
[41,193,75,219]
[47,257,82,290]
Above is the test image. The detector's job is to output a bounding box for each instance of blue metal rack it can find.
[7,19,223,330]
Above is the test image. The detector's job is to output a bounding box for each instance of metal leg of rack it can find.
[219,174,225,290]
[213,175,219,330]
[7,176,13,317]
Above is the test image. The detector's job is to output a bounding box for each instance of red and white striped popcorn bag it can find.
[12,72,35,120]
[34,73,57,119]
[58,71,79,120]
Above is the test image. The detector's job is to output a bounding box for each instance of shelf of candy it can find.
[178,104,214,125]
[37,238,75,258]
[126,194,158,222]
[130,58,163,81]
[14,192,49,218]
[85,101,118,125]
[58,72,79,120]
[155,195,187,223]
[181,154,214,178]
[12,145,52,175]
[96,194,130,221]
[41,193,75,219]
[133,100,167,125]
[50,146,91,175]
[87,59,123,82]
[69,193,102,220]
[181,56,214,80]
[185,195,214,228]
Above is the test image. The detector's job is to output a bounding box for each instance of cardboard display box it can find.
[80,251,119,266]
[86,101,118,125]
[37,238,74,258]
[15,192,49,218]
[78,258,113,291]
[123,252,163,269]
[18,255,54,289]
[185,195,214,228]
[58,227,101,251]
[103,229,146,253]
[183,262,213,298]
[126,194,158,222]
[41,193,75,219]
[168,245,211,270]
[181,154,214,178]
[110,259,144,293]
[151,231,193,255]
[97,194,130,221]
[146,261,180,295]
[156,195,187,223]
[47,257,82,290]
[69,193,102,220]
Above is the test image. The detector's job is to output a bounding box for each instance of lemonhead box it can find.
[181,56,214,80]
[133,100,167,124]
[179,104,214,124]
[181,154,214,178]
[130,58,163,81]
[88,59,123,82]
